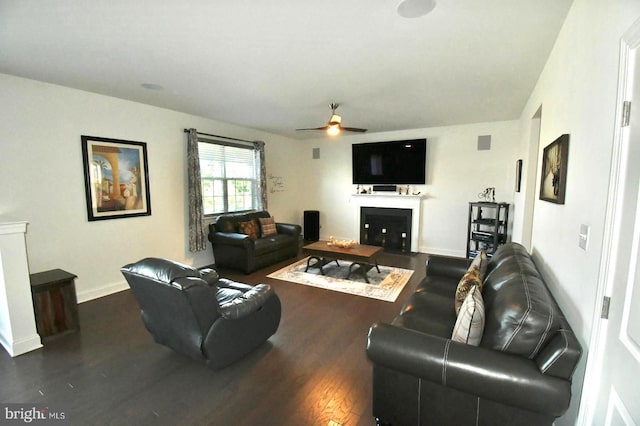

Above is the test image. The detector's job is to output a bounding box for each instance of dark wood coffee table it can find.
[302,240,383,283]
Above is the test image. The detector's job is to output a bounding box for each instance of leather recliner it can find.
[121,257,281,370]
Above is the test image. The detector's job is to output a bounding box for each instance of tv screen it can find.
[352,139,427,184]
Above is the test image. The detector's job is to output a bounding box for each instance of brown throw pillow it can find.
[217,220,236,233]
[237,219,259,240]
[455,268,482,316]
[468,250,488,279]
[259,217,277,237]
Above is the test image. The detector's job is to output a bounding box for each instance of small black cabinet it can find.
[30,269,79,339]
[466,202,509,258]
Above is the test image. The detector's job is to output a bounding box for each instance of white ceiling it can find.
[0,0,572,139]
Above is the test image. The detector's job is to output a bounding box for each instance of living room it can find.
[2,1,640,425]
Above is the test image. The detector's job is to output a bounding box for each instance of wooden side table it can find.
[30,269,79,339]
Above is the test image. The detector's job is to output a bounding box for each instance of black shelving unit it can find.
[466,202,509,258]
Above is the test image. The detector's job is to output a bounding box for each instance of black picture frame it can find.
[515,159,523,192]
[539,134,569,204]
[81,135,151,221]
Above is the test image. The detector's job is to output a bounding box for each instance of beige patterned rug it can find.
[267,257,413,302]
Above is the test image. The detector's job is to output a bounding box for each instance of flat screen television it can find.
[352,139,427,184]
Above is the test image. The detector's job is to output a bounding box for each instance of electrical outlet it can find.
[579,224,590,250]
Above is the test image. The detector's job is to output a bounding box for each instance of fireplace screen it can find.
[360,207,412,253]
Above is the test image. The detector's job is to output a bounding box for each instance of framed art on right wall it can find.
[539,133,570,204]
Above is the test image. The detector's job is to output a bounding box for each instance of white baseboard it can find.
[0,333,42,357]
[76,280,130,304]
[420,246,466,258]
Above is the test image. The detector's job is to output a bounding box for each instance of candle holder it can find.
[381,228,387,248]
[363,223,369,244]
[401,232,407,253]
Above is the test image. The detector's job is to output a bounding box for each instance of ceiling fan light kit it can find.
[397,0,436,18]
[327,124,341,136]
[296,103,368,136]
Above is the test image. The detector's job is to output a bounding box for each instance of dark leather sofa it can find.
[208,210,301,274]
[121,257,281,370]
[366,242,582,425]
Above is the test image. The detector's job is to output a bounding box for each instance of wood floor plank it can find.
[0,251,428,425]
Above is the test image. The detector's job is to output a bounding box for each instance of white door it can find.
[580,19,640,425]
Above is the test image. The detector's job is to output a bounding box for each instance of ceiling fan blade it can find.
[341,127,368,133]
[296,126,329,131]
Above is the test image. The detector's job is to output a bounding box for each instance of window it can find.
[198,141,260,215]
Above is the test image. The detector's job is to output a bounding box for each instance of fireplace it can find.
[351,193,423,252]
[360,207,412,253]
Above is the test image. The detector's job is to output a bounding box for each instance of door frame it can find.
[577,17,640,425]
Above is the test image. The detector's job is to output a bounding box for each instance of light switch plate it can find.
[579,224,590,250]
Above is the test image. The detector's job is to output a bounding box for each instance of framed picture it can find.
[81,135,151,221]
[515,159,523,192]
[539,134,569,204]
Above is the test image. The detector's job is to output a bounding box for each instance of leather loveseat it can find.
[121,257,281,370]
[366,242,582,425]
[208,210,301,274]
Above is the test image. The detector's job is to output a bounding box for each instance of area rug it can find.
[267,257,413,302]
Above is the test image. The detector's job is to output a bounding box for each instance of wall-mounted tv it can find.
[352,139,427,184]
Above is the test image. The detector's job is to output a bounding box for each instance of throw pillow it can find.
[468,250,488,279]
[451,285,485,346]
[237,219,259,240]
[217,220,236,233]
[259,217,277,237]
[455,268,482,316]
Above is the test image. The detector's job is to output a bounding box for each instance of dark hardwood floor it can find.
[0,251,428,426]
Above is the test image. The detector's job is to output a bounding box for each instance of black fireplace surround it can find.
[360,207,412,253]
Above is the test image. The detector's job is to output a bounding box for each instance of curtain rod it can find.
[183,129,254,144]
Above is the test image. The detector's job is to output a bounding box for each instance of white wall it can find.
[0,73,302,302]
[296,121,520,256]
[512,1,640,424]
[0,72,519,304]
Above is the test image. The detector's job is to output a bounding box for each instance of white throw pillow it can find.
[454,268,482,316]
[451,285,485,346]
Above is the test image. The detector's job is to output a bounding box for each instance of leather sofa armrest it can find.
[425,254,471,278]
[199,268,220,286]
[219,284,274,320]
[211,232,252,248]
[276,223,301,236]
[216,277,254,292]
[172,277,221,332]
[366,323,571,416]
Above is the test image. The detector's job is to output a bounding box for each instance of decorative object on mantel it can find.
[478,187,496,202]
[327,236,358,249]
[356,185,373,194]
[540,134,569,204]
[81,135,151,221]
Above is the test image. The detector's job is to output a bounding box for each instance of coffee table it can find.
[302,240,383,283]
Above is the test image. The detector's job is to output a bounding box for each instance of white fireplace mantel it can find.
[350,194,424,252]
[0,219,42,357]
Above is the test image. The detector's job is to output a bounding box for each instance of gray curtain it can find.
[253,140,268,210]
[187,128,207,252]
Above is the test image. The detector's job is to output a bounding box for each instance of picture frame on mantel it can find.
[539,134,569,204]
[81,135,151,221]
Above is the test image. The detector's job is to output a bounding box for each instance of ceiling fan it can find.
[296,103,368,136]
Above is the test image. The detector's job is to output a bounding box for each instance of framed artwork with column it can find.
[81,135,151,221]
